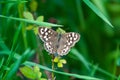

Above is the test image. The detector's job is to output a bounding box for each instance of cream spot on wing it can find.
[48,37,51,39]
[44,28,47,32]
[68,34,71,37]
[64,45,67,47]
[43,36,48,41]
[72,33,75,37]
[70,37,72,40]
[62,49,66,53]
[44,36,47,38]
[45,38,48,41]
[74,37,77,40]
[46,43,48,45]
[62,47,69,53]
[70,41,72,43]
[45,32,48,35]
[49,42,52,44]
[68,43,71,45]
[48,30,51,33]
[40,28,44,34]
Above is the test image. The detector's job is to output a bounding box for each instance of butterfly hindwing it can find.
[44,41,57,54]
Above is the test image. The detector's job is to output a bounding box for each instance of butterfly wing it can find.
[38,27,58,54]
[57,32,80,56]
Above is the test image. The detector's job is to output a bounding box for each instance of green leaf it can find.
[56,28,66,34]
[0,15,62,27]
[82,0,113,28]
[36,16,44,22]
[57,62,63,68]
[37,72,42,79]
[33,65,40,73]
[20,66,37,79]
[23,11,34,20]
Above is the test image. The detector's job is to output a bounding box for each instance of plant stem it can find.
[52,54,55,80]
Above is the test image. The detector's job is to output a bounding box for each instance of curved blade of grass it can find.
[70,48,117,79]
[3,49,35,80]
[0,58,5,69]
[90,63,117,79]
[82,0,113,28]
[23,61,102,80]
[0,37,9,51]
[0,51,11,55]
[70,48,90,70]
[0,0,27,4]
[0,15,62,27]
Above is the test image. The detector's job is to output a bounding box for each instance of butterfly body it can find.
[38,27,80,56]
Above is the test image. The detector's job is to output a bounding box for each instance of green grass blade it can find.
[23,61,102,80]
[3,49,35,80]
[82,0,113,28]
[71,48,90,70]
[0,37,9,51]
[90,64,99,76]
[0,58,5,69]
[0,15,62,27]
[0,51,11,55]
[93,64,117,79]
[71,48,117,79]
[11,25,22,51]
[6,23,22,66]
[0,0,27,4]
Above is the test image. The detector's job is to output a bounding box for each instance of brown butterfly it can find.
[38,27,80,56]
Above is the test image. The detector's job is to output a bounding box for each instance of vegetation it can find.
[0,0,120,80]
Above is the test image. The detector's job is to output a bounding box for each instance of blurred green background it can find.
[0,0,120,80]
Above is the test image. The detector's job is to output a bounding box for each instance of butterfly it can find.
[38,27,80,56]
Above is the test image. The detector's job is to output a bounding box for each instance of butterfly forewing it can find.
[57,32,80,56]
[38,27,58,42]
[65,32,80,47]
[38,27,58,54]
